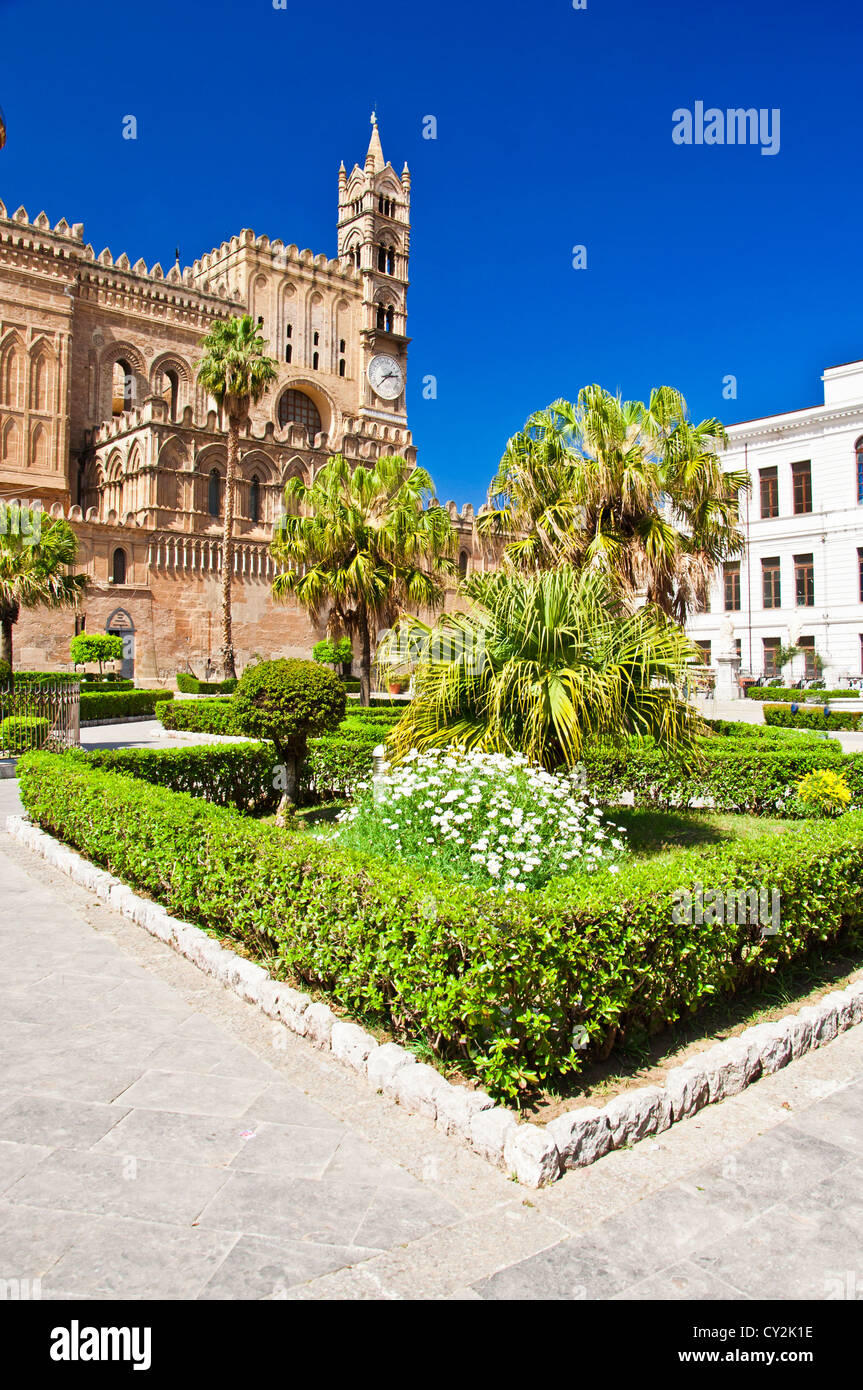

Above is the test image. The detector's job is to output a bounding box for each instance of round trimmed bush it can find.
[233,659,346,808]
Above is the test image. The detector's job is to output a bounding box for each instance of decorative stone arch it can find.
[193,442,227,519]
[281,455,307,485]
[100,341,146,420]
[28,335,55,413]
[0,328,26,409]
[105,606,135,679]
[150,353,193,421]
[275,378,335,445]
[156,435,187,512]
[238,449,277,527]
[29,421,49,470]
[0,415,20,464]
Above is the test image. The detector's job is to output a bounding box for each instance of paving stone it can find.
[42,1216,237,1301]
[113,1069,267,1118]
[7,1148,231,1225]
[0,1096,128,1150]
[227,1122,343,1179]
[196,1172,380,1246]
[197,1233,381,1300]
[93,1107,251,1168]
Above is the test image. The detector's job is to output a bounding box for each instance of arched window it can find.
[249,475,261,524]
[278,389,322,440]
[285,323,292,364]
[857,437,863,505]
[112,360,134,415]
[208,468,221,517]
[312,352,319,370]
[458,549,469,579]
[161,368,179,420]
[112,548,127,584]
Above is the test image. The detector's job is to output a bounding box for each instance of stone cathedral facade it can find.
[0,117,480,680]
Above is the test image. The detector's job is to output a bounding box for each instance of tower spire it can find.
[365,110,385,174]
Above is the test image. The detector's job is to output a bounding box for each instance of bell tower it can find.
[337,113,410,425]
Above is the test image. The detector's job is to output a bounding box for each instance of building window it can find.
[798,635,817,679]
[791,460,812,514]
[285,323,292,364]
[759,466,779,518]
[858,548,863,602]
[312,352,319,371]
[208,468,220,517]
[763,637,781,677]
[249,475,261,525]
[160,368,179,420]
[338,359,346,377]
[111,548,126,584]
[857,437,863,504]
[794,553,814,607]
[723,562,741,611]
[695,640,712,665]
[761,556,781,609]
[458,549,469,578]
[112,359,134,416]
[376,304,395,333]
[277,388,322,440]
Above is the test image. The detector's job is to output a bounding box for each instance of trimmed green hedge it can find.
[746,687,859,701]
[762,704,863,733]
[82,743,278,813]
[582,740,863,815]
[80,690,174,721]
[80,677,135,691]
[17,747,863,1101]
[704,718,840,745]
[0,716,50,753]
[2,671,79,687]
[175,673,237,695]
[156,697,237,734]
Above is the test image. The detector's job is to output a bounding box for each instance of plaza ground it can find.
[1,715,862,1300]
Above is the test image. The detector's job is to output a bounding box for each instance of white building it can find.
[687,358,863,690]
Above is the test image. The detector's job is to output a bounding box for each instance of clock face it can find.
[368,353,404,401]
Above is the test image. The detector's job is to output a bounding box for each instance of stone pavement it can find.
[1,731,862,1299]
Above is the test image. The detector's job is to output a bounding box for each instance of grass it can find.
[612,807,797,860]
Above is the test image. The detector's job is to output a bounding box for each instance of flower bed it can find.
[18,745,863,1101]
[334,749,626,892]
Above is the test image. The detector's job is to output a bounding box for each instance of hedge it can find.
[581,740,863,815]
[17,748,863,1102]
[0,716,50,753]
[175,673,237,695]
[746,687,859,701]
[79,689,174,721]
[1,671,79,687]
[80,677,134,691]
[704,718,839,745]
[82,743,278,813]
[156,697,238,735]
[762,704,863,733]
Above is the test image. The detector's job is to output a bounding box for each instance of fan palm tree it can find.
[379,566,701,769]
[479,385,749,624]
[0,513,89,674]
[196,315,278,679]
[271,454,456,705]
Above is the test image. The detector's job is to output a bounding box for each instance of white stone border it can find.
[6,812,863,1188]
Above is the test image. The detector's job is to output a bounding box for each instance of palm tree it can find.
[479,385,749,624]
[379,566,700,769]
[0,514,89,674]
[271,454,456,705]
[196,315,278,679]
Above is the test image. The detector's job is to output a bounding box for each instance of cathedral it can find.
[0,116,479,680]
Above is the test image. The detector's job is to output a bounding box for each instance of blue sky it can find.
[1,0,861,505]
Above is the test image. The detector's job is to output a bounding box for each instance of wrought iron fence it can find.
[0,678,81,758]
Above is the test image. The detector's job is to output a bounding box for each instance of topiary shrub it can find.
[233,658,346,812]
[176,672,237,695]
[0,715,50,753]
[70,632,124,676]
[312,637,353,667]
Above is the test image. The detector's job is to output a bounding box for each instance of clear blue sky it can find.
[1,0,861,506]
